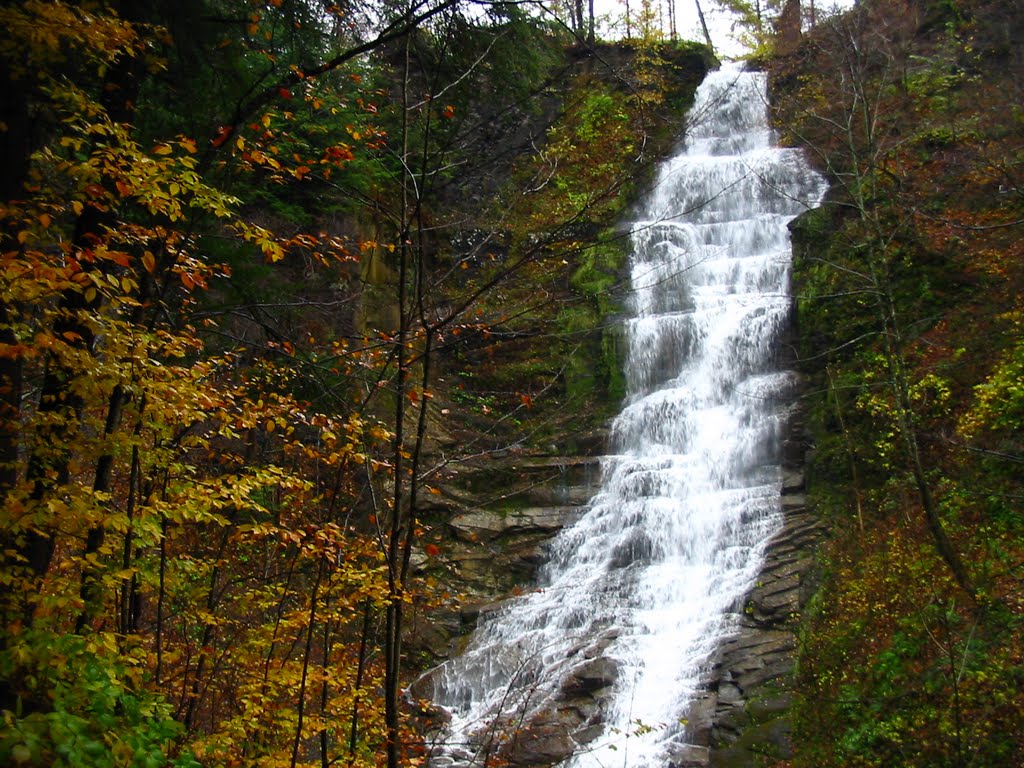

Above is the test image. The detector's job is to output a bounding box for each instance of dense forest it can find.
[772,0,1024,764]
[0,0,1020,767]
[0,2,708,766]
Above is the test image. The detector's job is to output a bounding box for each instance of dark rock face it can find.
[700,409,825,767]
[432,454,603,595]
[405,453,604,664]
[514,425,820,768]
[415,313,823,767]
[415,411,823,768]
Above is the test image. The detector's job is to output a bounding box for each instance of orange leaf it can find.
[142,251,156,272]
[211,125,233,148]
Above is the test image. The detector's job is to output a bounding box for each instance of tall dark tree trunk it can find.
[694,0,714,49]
[776,0,802,50]
[0,53,29,505]
[0,58,30,713]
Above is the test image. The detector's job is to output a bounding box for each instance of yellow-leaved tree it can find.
[0,2,420,765]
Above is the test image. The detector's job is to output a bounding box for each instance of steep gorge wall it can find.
[756,2,1024,763]
[411,56,829,768]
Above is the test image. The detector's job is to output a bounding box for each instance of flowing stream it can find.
[428,63,827,767]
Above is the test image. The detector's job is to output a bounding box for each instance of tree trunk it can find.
[694,0,714,50]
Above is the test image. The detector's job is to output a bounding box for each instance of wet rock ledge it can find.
[412,415,825,768]
[687,414,826,768]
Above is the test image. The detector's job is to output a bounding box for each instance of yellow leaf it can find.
[72,200,84,216]
[11,744,31,764]
[84,287,97,303]
[263,241,285,263]
[265,420,276,433]
[154,143,173,155]
[142,251,156,272]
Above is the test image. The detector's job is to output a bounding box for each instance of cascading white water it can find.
[428,63,827,767]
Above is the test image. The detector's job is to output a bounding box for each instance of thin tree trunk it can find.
[156,511,167,685]
[866,244,976,602]
[694,0,714,49]
[290,555,326,768]
[827,366,865,535]
[348,602,373,764]
[319,611,332,768]
[384,34,414,768]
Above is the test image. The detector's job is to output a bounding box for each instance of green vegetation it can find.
[772,0,1024,764]
[0,2,712,766]
[10,0,1023,764]
[436,40,711,444]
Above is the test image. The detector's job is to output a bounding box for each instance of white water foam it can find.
[427,62,827,767]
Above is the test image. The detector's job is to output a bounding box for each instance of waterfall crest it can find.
[428,63,827,768]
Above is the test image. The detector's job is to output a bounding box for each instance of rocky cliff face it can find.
[411,404,824,767]
[694,308,826,767]
[408,51,827,768]
[699,410,825,767]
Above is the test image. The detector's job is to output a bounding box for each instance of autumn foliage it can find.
[769,0,1024,764]
[0,2,433,765]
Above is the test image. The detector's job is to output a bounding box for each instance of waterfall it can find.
[427,63,827,767]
